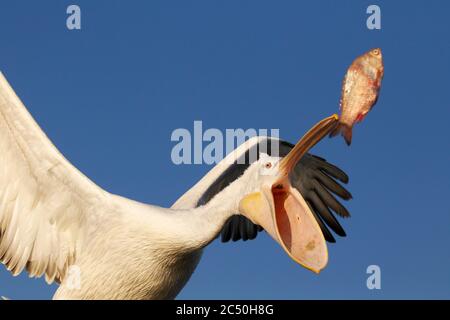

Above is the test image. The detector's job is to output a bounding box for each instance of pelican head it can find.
[237,114,339,273]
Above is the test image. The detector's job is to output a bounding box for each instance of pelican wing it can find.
[0,73,108,283]
[174,136,352,243]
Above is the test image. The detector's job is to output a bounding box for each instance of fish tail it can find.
[329,122,352,146]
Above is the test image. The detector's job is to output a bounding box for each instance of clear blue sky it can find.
[0,0,449,299]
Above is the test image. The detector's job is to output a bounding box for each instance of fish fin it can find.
[329,123,352,146]
[329,125,341,138]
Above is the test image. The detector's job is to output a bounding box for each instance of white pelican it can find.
[0,72,351,299]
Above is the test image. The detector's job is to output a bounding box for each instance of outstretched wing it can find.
[0,73,109,283]
[174,136,352,243]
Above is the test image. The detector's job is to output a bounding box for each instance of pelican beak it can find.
[239,115,338,273]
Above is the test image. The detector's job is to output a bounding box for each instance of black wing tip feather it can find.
[307,200,337,243]
[220,215,263,243]
[220,219,233,242]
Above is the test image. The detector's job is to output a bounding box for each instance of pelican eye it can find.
[265,162,272,169]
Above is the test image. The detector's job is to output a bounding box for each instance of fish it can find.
[330,48,384,145]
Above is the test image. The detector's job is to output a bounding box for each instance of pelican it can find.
[0,72,351,299]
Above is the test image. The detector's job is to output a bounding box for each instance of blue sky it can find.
[0,1,449,299]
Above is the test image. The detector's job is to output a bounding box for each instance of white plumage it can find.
[0,72,108,283]
[0,71,218,298]
[0,72,343,299]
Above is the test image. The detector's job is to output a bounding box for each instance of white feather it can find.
[0,72,274,299]
[0,72,110,284]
